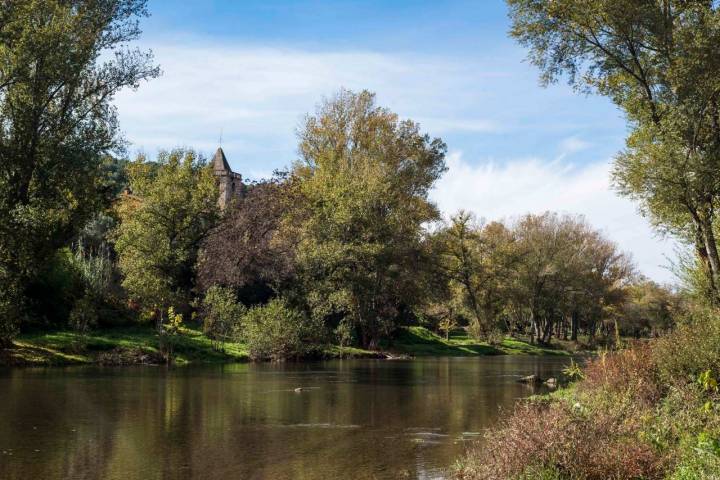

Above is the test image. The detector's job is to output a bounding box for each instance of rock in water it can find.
[518,374,543,384]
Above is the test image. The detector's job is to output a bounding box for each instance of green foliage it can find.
[562,359,585,382]
[433,212,510,338]
[242,298,323,361]
[73,243,113,301]
[507,0,720,304]
[334,318,356,348]
[438,316,458,341]
[115,149,219,318]
[698,370,719,394]
[68,296,99,350]
[455,308,720,480]
[0,0,158,343]
[432,211,635,345]
[669,432,720,480]
[652,307,720,384]
[516,466,562,480]
[159,307,184,363]
[201,286,245,351]
[293,89,447,349]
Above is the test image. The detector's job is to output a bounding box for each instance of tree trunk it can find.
[541,317,553,344]
[529,310,538,344]
[690,208,720,305]
[700,219,720,305]
[570,311,579,341]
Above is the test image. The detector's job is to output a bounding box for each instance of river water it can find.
[0,356,570,480]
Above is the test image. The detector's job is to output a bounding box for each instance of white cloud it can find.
[431,152,678,283]
[114,43,502,171]
[112,40,674,282]
[558,136,592,156]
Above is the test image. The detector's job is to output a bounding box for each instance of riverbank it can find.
[453,311,720,480]
[0,325,574,367]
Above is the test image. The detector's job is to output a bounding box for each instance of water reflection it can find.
[0,356,571,480]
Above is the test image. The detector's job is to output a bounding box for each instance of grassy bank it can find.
[453,311,720,480]
[388,326,573,357]
[0,325,574,367]
[2,326,250,366]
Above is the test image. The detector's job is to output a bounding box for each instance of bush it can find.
[668,433,720,480]
[455,309,720,480]
[652,307,720,384]
[242,298,323,361]
[454,399,666,480]
[202,286,245,351]
[68,296,99,350]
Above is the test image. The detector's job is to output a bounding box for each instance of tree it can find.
[198,175,299,304]
[507,0,720,304]
[0,0,158,345]
[619,279,678,337]
[114,149,218,329]
[434,211,633,345]
[293,89,447,349]
[433,212,517,339]
[201,286,245,352]
[509,213,633,344]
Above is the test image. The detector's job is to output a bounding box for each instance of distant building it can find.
[212,147,244,208]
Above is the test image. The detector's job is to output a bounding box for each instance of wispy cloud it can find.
[114,43,503,167]
[112,40,669,281]
[558,136,593,156]
[431,152,678,283]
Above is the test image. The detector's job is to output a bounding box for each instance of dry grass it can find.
[454,311,720,480]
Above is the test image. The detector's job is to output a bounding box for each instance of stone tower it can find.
[212,147,243,208]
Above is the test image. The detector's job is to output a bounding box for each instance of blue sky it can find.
[114,0,677,282]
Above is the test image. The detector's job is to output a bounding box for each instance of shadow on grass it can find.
[5,325,249,366]
[387,326,571,357]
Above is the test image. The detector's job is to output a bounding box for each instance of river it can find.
[0,356,571,479]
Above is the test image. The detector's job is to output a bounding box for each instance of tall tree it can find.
[0,0,158,345]
[434,212,517,338]
[294,89,447,349]
[198,175,300,304]
[114,150,218,328]
[507,0,720,304]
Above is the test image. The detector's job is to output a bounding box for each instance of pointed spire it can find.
[212,147,231,173]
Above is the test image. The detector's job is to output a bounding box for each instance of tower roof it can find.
[212,147,231,173]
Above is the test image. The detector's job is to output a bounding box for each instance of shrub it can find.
[68,296,99,350]
[652,307,720,384]
[580,342,662,405]
[201,286,245,351]
[455,309,720,480]
[159,307,183,364]
[242,298,323,361]
[454,399,666,480]
[668,432,720,480]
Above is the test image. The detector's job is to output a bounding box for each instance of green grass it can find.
[387,326,573,357]
[5,325,249,366]
[2,324,573,367]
